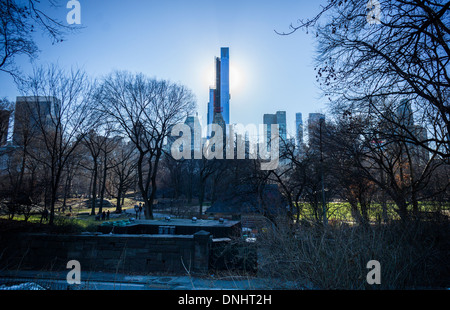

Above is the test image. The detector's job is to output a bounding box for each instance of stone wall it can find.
[0,231,212,275]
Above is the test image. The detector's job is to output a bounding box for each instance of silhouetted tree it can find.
[96,71,196,219]
[0,0,78,77]
[17,65,93,225]
[282,0,449,158]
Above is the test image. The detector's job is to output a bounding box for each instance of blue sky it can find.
[0,0,328,136]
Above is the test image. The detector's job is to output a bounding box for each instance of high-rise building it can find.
[185,113,202,156]
[396,99,414,127]
[0,109,11,146]
[295,113,303,147]
[263,113,276,144]
[207,47,230,137]
[220,48,230,126]
[263,111,287,143]
[12,96,60,146]
[276,111,287,142]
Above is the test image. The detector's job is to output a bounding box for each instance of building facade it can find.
[12,96,60,146]
[263,111,287,143]
[0,110,11,146]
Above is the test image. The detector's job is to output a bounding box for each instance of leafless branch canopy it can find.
[0,0,81,77]
[280,0,450,158]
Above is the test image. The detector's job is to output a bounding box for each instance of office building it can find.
[263,113,276,143]
[263,111,287,143]
[12,96,60,146]
[276,111,287,142]
[0,109,11,146]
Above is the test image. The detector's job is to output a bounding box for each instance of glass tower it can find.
[207,47,230,137]
[220,47,230,125]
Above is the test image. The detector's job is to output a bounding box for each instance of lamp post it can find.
[319,118,328,226]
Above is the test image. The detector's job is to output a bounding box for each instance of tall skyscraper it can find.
[295,113,303,146]
[263,111,287,143]
[207,47,230,137]
[220,48,230,125]
[276,111,287,142]
[263,113,276,144]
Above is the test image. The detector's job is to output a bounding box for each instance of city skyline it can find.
[0,0,327,137]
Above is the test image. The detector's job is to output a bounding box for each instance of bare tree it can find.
[97,133,120,215]
[81,122,119,216]
[81,129,103,215]
[0,0,79,78]
[96,71,196,219]
[0,96,42,220]
[0,98,12,145]
[60,144,84,211]
[282,0,450,158]
[326,108,445,222]
[195,158,219,217]
[324,115,379,225]
[17,64,93,225]
[271,137,317,224]
[108,140,137,213]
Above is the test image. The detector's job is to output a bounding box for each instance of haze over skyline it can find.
[0,0,328,136]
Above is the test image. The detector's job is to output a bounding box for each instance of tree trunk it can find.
[62,174,71,208]
[49,182,58,226]
[411,190,419,219]
[91,161,98,216]
[99,153,108,215]
[349,199,363,225]
[146,152,162,220]
[116,188,122,213]
[394,197,409,222]
[198,178,205,217]
[137,152,153,220]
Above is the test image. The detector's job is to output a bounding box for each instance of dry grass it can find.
[256,217,450,289]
